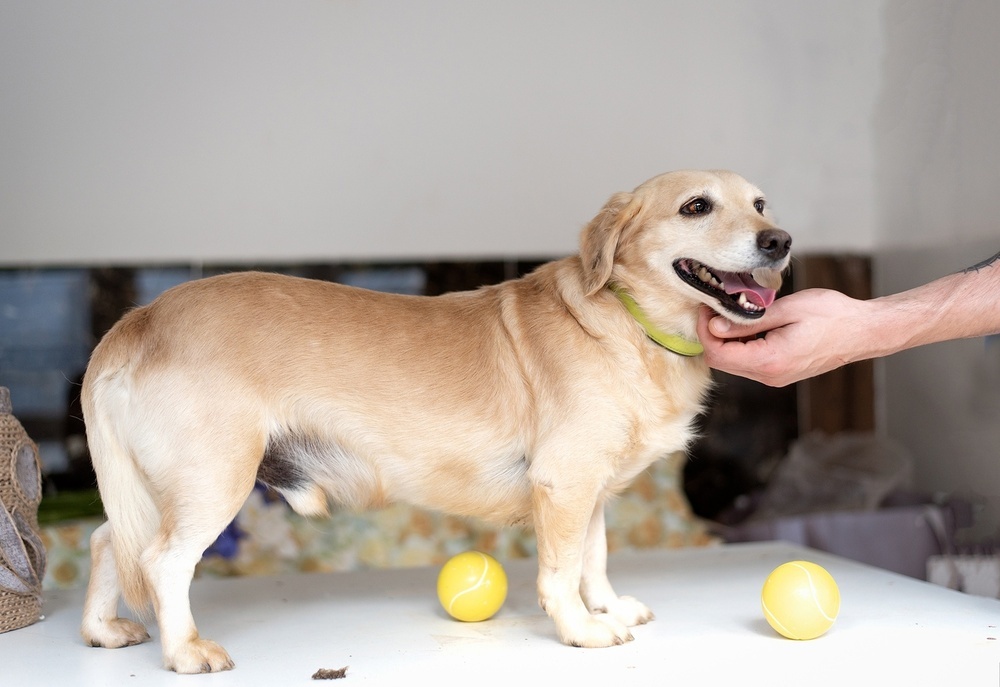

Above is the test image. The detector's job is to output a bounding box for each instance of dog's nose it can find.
[757,229,792,261]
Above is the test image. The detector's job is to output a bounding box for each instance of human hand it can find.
[696,289,866,386]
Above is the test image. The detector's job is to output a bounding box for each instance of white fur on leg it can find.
[539,566,634,647]
[532,479,633,648]
[143,535,234,673]
[580,503,654,627]
[80,523,150,649]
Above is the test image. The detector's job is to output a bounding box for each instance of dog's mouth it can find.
[673,258,776,319]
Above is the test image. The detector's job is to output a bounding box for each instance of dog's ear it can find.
[579,192,642,296]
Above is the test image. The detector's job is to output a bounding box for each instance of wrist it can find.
[862,291,939,359]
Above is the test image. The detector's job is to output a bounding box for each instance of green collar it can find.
[609,284,704,357]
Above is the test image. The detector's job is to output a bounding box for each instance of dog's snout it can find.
[757,229,791,261]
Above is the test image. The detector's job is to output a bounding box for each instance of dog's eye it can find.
[680,198,711,216]
[754,198,766,214]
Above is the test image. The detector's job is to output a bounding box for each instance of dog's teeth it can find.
[737,294,762,314]
[737,294,763,313]
[696,265,720,288]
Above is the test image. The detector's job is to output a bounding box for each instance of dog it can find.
[79,169,790,673]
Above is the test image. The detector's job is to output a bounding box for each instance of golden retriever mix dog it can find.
[80,169,790,673]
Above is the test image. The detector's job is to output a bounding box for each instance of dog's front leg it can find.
[532,479,633,647]
[580,502,654,627]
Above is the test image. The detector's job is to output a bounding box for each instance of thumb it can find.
[702,309,772,340]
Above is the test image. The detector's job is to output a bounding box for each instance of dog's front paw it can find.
[592,595,654,627]
[557,612,634,648]
[82,617,151,649]
[165,638,235,674]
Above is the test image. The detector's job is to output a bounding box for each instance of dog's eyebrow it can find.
[678,190,716,206]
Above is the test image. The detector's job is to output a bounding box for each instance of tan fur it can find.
[80,169,790,673]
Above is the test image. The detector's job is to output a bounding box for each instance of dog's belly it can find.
[256,428,534,526]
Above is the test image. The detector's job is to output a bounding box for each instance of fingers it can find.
[696,307,787,386]
[695,307,722,345]
[697,308,757,360]
[697,301,791,342]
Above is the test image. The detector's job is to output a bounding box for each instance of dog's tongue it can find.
[719,271,776,308]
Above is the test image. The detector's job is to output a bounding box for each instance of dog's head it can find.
[580,169,791,323]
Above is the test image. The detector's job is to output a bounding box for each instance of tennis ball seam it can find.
[446,552,490,616]
[760,598,796,638]
[791,562,837,622]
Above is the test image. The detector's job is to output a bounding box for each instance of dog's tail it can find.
[82,326,160,612]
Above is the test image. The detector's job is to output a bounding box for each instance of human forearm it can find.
[869,252,1000,356]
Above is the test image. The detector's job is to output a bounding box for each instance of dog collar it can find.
[609,284,704,357]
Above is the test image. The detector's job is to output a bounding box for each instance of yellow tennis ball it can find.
[761,560,840,640]
[437,551,508,622]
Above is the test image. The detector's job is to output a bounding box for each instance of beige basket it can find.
[0,387,46,633]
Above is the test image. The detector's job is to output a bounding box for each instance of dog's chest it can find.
[609,354,711,486]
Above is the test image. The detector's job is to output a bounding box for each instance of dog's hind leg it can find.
[81,522,152,648]
[142,462,256,674]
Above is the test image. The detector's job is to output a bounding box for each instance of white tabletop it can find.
[4,542,998,685]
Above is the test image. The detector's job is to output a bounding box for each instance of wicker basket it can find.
[0,387,46,633]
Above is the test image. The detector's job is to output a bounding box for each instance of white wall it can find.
[875,0,1000,248]
[873,0,1000,540]
[0,1,881,265]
